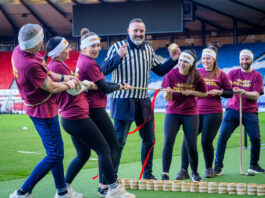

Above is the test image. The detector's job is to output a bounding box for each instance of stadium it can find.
[0,0,265,197]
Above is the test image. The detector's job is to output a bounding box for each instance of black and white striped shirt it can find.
[103,39,161,99]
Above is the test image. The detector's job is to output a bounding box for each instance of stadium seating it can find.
[1,42,265,111]
[0,52,13,89]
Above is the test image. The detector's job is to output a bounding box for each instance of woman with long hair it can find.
[161,50,207,182]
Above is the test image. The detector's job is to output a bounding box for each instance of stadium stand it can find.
[1,42,265,113]
[0,52,14,89]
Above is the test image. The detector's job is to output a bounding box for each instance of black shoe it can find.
[192,172,202,182]
[98,187,108,198]
[162,174,169,180]
[205,167,215,178]
[176,169,190,180]
[214,166,223,176]
[143,174,157,180]
[248,164,265,174]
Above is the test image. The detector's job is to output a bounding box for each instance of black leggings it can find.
[181,113,222,169]
[62,117,115,185]
[89,108,120,184]
[162,114,199,173]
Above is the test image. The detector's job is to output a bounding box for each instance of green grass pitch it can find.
[0,113,265,197]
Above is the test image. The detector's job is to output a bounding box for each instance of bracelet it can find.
[240,89,245,95]
[63,82,71,89]
[60,75,64,82]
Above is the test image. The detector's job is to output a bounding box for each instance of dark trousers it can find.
[22,115,65,193]
[113,103,155,178]
[62,117,116,185]
[162,114,199,173]
[90,108,120,185]
[215,108,261,168]
[181,113,222,170]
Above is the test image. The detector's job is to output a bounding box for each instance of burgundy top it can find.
[227,68,264,113]
[77,54,107,109]
[48,60,89,120]
[162,67,207,115]
[197,68,232,114]
[12,46,57,118]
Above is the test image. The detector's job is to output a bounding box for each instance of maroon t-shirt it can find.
[227,68,264,113]
[48,60,89,120]
[12,46,57,118]
[161,67,207,115]
[197,68,232,114]
[77,54,107,109]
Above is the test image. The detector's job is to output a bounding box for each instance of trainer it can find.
[10,24,77,198]
[102,18,181,179]
[214,49,265,175]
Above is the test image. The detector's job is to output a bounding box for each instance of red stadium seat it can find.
[0,52,14,89]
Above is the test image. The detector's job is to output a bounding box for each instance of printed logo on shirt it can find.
[173,83,195,91]
[232,79,252,87]
[204,78,217,86]
[42,60,48,68]
[11,57,18,78]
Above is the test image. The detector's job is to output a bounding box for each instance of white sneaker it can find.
[55,189,83,198]
[9,190,32,198]
[67,185,84,198]
[106,184,136,198]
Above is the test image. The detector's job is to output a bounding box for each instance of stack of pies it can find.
[190,181,199,192]
[218,182,227,194]
[154,180,163,191]
[146,179,154,190]
[130,179,138,190]
[257,184,265,196]
[208,182,217,194]
[247,183,257,196]
[236,183,247,195]
[198,182,208,193]
[138,179,147,190]
[163,180,173,191]
[181,181,191,192]
[172,180,181,192]
[227,183,237,194]
[121,178,130,189]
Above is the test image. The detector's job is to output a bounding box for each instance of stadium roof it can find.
[0,0,265,43]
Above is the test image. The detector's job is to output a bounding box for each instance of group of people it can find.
[9,18,264,198]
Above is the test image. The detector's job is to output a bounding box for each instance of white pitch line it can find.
[17,151,42,155]
[90,158,98,161]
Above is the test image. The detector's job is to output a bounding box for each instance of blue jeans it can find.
[21,115,66,193]
[215,109,261,168]
[113,118,155,178]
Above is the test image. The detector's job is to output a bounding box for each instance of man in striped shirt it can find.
[102,18,181,179]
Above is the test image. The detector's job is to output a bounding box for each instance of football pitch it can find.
[0,113,265,197]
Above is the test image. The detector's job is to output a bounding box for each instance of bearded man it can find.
[214,49,265,175]
[102,18,181,179]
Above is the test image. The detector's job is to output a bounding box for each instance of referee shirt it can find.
[102,36,177,121]
[102,36,177,99]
